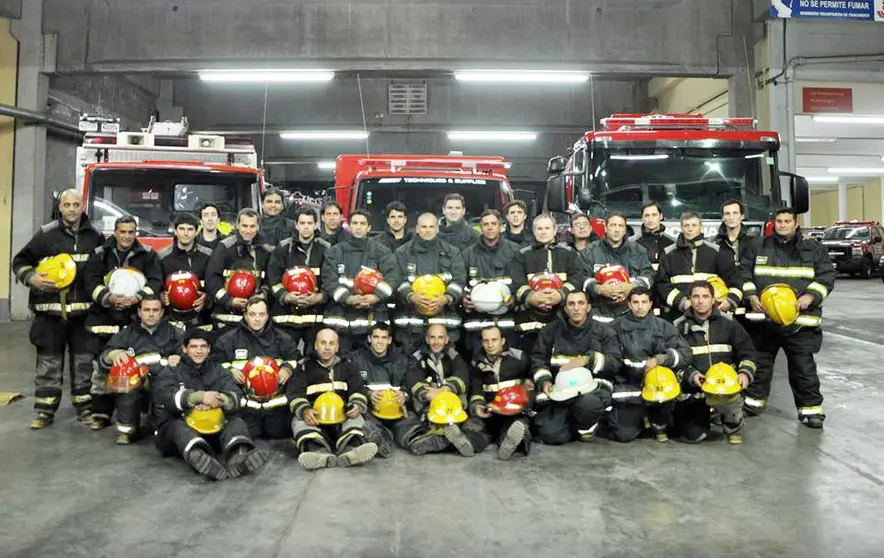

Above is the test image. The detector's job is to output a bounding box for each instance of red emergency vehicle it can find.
[76,115,265,249]
[545,113,809,239]
[333,154,516,226]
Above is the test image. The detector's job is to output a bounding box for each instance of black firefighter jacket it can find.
[405,345,470,413]
[530,314,622,387]
[508,242,586,333]
[674,308,757,388]
[157,242,214,326]
[395,237,467,331]
[12,215,104,319]
[635,225,674,271]
[100,319,184,375]
[438,218,480,252]
[259,214,295,247]
[152,356,242,431]
[611,314,692,386]
[348,346,409,397]
[205,233,274,325]
[468,347,531,413]
[582,237,654,322]
[715,223,753,268]
[460,237,521,332]
[656,234,742,313]
[266,236,329,328]
[286,356,369,419]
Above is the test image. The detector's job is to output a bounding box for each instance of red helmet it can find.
[595,264,630,285]
[165,271,200,311]
[354,268,384,295]
[107,360,148,393]
[282,266,317,295]
[227,270,258,299]
[488,385,529,416]
[529,272,564,292]
[242,357,280,399]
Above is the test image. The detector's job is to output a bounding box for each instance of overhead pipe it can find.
[0,102,82,137]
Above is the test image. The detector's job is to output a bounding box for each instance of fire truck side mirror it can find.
[780,171,809,214]
[545,174,566,213]
[547,156,566,174]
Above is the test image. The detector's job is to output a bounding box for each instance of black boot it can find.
[184,446,229,481]
[227,446,270,478]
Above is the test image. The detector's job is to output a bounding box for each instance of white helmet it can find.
[106,268,147,297]
[549,367,599,402]
[470,281,511,316]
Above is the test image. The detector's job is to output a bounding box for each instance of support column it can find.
[803,196,812,227]
[728,69,754,119]
[838,182,848,222]
[0,18,16,321]
[763,20,795,174]
[9,0,47,321]
[880,177,884,224]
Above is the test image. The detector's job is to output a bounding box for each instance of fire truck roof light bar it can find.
[199,69,335,82]
[447,131,537,141]
[813,115,884,125]
[454,70,589,83]
[280,131,369,140]
[360,157,509,173]
[602,115,757,131]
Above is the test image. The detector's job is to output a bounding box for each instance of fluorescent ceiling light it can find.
[813,115,884,125]
[609,154,669,161]
[447,131,537,141]
[826,167,884,174]
[454,70,589,83]
[280,131,369,140]
[316,161,336,170]
[199,69,335,82]
[796,137,837,143]
[806,176,840,183]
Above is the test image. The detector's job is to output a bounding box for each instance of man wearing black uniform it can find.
[438,193,480,251]
[12,189,104,429]
[205,208,274,330]
[213,297,299,439]
[502,200,532,248]
[83,216,162,431]
[196,203,228,251]
[158,213,212,331]
[465,326,532,460]
[319,201,348,246]
[152,329,269,480]
[375,201,413,252]
[259,188,295,247]
[740,208,835,427]
[635,201,674,272]
[322,209,399,354]
[266,206,329,352]
[99,296,183,444]
[716,199,753,267]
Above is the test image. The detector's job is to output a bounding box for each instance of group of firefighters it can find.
[12,186,835,480]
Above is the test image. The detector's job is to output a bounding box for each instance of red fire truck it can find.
[76,116,266,249]
[545,113,809,239]
[333,154,516,226]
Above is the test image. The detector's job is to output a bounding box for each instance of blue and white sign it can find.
[771,0,884,21]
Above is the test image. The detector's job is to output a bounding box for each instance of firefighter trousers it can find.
[241,407,292,439]
[155,416,254,459]
[462,415,528,454]
[602,402,673,443]
[89,336,116,422]
[292,415,366,453]
[746,326,824,417]
[30,314,95,416]
[532,388,613,445]
[115,389,151,436]
[673,394,743,441]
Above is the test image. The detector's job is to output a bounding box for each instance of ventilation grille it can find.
[388,83,428,115]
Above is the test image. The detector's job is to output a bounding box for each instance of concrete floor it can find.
[2,279,884,557]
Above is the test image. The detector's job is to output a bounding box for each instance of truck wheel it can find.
[859,257,872,279]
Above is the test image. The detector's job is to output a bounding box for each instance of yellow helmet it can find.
[707,275,729,303]
[313,391,346,425]
[185,407,226,435]
[760,283,799,326]
[412,274,447,317]
[216,221,234,235]
[371,389,404,420]
[427,391,467,425]
[702,362,741,396]
[36,253,77,289]
[642,366,681,403]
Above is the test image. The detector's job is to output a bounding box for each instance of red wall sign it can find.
[802,87,853,114]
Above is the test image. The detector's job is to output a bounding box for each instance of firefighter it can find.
[99,295,183,444]
[655,211,742,321]
[393,212,466,355]
[582,213,654,323]
[196,202,228,251]
[502,200,532,248]
[635,201,674,272]
[205,208,274,331]
[322,209,400,354]
[459,209,520,358]
[509,213,585,350]
[608,286,692,442]
[716,199,752,267]
[438,193,480,251]
[400,324,478,456]
[266,206,329,353]
[83,216,162,431]
[288,328,377,470]
[563,213,601,269]
[152,329,269,480]
[158,213,212,331]
[531,290,620,444]
[740,208,835,428]
[348,323,409,458]
[319,201,348,246]
[465,326,533,460]
[259,188,295,247]
[213,297,299,439]
[673,281,757,443]
[375,201,414,252]
[12,189,104,429]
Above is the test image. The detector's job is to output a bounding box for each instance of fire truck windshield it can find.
[589,147,777,221]
[355,177,508,226]
[86,168,258,236]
